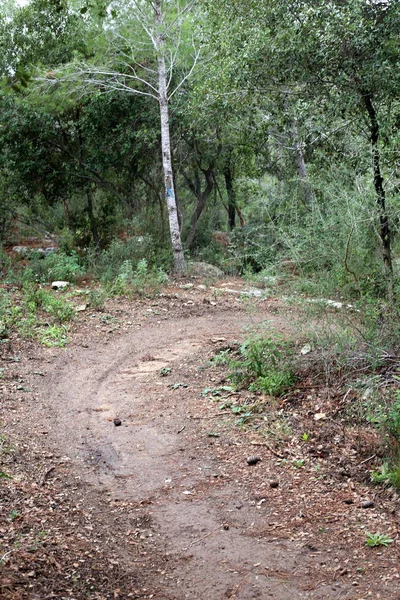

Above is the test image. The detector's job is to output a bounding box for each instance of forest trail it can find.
[2,283,399,599]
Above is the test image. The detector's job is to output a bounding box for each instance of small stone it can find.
[179,283,194,290]
[360,500,374,509]
[51,281,69,290]
[300,344,312,355]
[270,480,279,489]
[314,412,327,421]
[247,456,261,466]
[223,524,229,530]
[113,419,122,427]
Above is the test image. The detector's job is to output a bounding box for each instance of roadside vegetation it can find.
[1,1,400,593]
[1,3,400,498]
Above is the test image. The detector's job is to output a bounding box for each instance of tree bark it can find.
[224,163,236,230]
[185,167,214,250]
[363,93,393,301]
[155,0,185,275]
[86,187,99,246]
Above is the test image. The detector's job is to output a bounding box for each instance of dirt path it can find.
[2,285,400,599]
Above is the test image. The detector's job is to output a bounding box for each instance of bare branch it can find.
[168,45,201,100]
[165,0,197,35]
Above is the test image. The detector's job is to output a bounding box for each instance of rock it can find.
[75,304,87,312]
[269,480,279,488]
[52,281,69,290]
[360,500,374,509]
[314,412,327,421]
[188,262,224,278]
[34,247,58,258]
[12,246,29,256]
[300,344,312,355]
[179,283,194,290]
[13,246,58,259]
[243,287,264,297]
[247,456,261,466]
[263,276,278,285]
[113,419,122,427]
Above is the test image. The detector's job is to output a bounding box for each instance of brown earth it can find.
[1,279,400,599]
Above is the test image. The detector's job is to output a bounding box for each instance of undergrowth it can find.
[213,333,295,397]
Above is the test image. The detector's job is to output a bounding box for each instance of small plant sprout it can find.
[301,432,310,442]
[365,532,394,548]
[159,367,171,377]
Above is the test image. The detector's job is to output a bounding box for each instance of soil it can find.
[1,279,400,599]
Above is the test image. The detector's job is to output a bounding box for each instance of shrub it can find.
[227,334,295,396]
[28,251,84,283]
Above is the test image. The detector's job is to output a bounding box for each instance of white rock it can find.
[180,283,194,289]
[300,344,312,355]
[51,281,69,290]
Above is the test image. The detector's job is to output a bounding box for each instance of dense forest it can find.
[0,0,399,300]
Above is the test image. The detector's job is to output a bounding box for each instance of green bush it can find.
[371,462,400,489]
[108,258,168,297]
[28,251,84,283]
[88,236,155,282]
[227,334,295,396]
[23,286,75,323]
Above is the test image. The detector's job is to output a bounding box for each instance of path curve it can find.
[35,306,376,599]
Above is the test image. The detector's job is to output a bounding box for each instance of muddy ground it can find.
[1,279,400,599]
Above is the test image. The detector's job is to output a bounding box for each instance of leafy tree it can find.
[38,0,200,273]
[204,0,400,298]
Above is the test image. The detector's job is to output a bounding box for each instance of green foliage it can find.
[249,370,295,397]
[211,349,232,366]
[28,251,84,283]
[159,367,171,377]
[90,237,155,282]
[108,258,168,297]
[40,324,68,347]
[228,334,295,396]
[366,395,400,446]
[110,259,134,295]
[0,281,74,345]
[365,532,394,548]
[88,287,107,309]
[23,285,75,323]
[371,462,400,490]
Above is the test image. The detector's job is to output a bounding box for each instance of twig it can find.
[177,425,186,434]
[0,550,12,564]
[182,530,214,551]
[250,442,286,459]
[231,573,251,598]
[358,454,376,466]
[41,466,56,486]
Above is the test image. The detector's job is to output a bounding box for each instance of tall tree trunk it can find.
[155,0,185,275]
[224,163,236,230]
[185,168,214,251]
[86,187,99,246]
[363,94,393,301]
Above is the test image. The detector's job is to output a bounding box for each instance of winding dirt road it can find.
[11,287,399,599]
